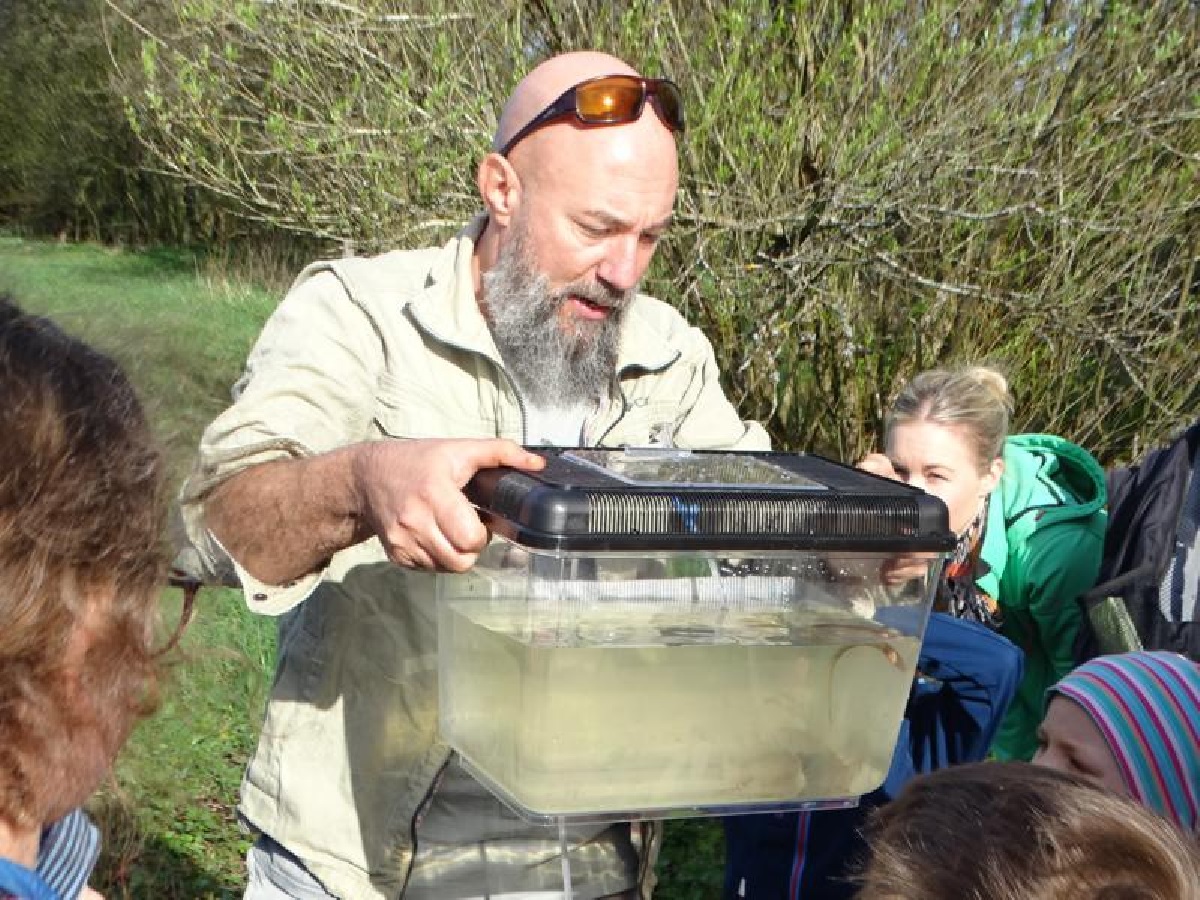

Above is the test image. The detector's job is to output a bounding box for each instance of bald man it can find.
[179,51,768,900]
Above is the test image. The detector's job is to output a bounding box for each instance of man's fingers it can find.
[434,547,481,574]
[458,439,546,480]
[439,496,491,554]
[384,493,488,571]
[366,438,544,573]
[388,534,476,573]
[388,539,436,571]
[412,520,482,573]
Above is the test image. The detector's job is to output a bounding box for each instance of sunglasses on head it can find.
[499,74,685,158]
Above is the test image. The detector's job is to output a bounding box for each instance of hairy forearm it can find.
[204,446,372,586]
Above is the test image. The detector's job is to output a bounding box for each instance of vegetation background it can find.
[0,0,1196,897]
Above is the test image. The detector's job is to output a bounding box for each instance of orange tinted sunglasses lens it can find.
[576,79,646,122]
[499,75,685,157]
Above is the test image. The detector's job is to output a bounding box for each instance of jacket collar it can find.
[406,214,500,362]
[406,214,680,375]
[977,486,1009,599]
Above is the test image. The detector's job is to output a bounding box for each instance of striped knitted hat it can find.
[1049,651,1200,833]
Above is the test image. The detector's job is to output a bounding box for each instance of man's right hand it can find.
[351,438,545,573]
[205,438,545,586]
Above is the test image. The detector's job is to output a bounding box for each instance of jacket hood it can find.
[978,433,1108,599]
[1001,433,1108,525]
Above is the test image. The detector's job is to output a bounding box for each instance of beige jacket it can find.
[180,216,769,899]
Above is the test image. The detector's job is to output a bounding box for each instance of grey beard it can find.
[482,230,631,410]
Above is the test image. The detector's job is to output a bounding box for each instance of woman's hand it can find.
[859,452,935,586]
[880,553,938,586]
[858,452,899,481]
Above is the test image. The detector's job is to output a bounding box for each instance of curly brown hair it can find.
[0,295,167,829]
[858,761,1200,900]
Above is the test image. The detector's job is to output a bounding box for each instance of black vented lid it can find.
[465,448,955,552]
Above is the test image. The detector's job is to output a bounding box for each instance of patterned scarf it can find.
[936,499,1003,630]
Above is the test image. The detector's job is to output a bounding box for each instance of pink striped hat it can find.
[1049,651,1199,833]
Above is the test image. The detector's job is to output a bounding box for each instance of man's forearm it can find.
[204,445,371,586]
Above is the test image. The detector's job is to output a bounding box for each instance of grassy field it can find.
[0,236,726,899]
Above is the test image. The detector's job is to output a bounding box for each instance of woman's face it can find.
[1033,695,1130,797]
[885,421,1002,535]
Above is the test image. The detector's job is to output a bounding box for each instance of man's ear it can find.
[477,152,521,227]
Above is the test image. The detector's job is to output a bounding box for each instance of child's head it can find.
[0,295,167,829]
[859,761,1200,900]
[1036,650,1199,833]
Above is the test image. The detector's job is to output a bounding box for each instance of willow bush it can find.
[101,1,1200,459]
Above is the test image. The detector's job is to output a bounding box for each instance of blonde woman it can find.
[859,366,1106,761]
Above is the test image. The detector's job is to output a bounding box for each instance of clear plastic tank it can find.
[438,542,942,821]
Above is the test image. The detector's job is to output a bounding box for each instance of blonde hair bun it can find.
[961,366,1014,415]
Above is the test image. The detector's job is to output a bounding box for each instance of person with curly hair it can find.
[0,295,169,899]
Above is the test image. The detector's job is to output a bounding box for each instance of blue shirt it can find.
[37,810,98,900]
[0,856,60,900]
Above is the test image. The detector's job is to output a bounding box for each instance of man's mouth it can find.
[566,293,614,321]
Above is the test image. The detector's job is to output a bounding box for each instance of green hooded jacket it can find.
[979,434,1107,761]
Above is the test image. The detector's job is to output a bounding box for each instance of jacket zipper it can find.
[589,374,631,447]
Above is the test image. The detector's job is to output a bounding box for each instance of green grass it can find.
[89,586,277,898]
[0,236,279,484]
[0,236,725,899]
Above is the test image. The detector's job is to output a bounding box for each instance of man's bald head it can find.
[473,50,681,388]
[493,51,640,154]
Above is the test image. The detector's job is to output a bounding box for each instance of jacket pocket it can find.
[373,370,500,439]
[602,400,687,447]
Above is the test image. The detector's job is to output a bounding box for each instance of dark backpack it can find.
[1075,419,1200,663]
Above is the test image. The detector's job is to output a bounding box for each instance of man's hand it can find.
[205,437,545,585]
[351,438,545,573]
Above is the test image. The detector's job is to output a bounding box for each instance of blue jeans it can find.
[244,835,337,900]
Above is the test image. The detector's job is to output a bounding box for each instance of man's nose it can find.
[597,235,645,292]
